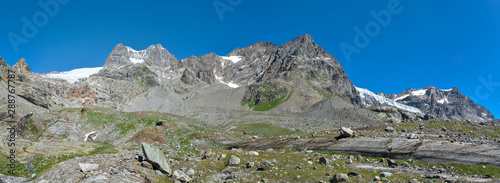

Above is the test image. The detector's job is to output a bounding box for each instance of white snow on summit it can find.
[411,89,427,96]
[221,56,243,64]
[395,89,428,101]
[356,87,423,115]
[127,47,147,64]
[45,67,103,83]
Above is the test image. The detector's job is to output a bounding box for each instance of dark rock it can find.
[319,157,330,165]
[388,159,398,167]
[348,171,359,176]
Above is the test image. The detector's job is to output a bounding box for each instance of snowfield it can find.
[356,87,423,115]
[44,67,103,83]
[221,56,243,64]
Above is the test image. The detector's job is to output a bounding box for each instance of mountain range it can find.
[0,34,495,127]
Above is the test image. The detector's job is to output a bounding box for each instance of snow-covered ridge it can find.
[44,67,103,84]
[221,56,243,64]
[395,89,428,101]
[356,87,423,115]
[127,47,148,64]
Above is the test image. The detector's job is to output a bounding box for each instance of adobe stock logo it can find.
[472,74,500,102]
[213,0,243,22]
[7,0,70,53]
[340,0,409,63]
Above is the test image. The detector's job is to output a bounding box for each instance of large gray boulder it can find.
[141,142,172,175]
[339,127,353,138]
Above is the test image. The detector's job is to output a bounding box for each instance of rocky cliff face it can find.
[386,86,495,122]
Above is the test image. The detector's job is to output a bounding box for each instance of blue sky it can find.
[1,0,499,118]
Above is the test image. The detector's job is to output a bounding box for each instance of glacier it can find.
[356,87,424,115]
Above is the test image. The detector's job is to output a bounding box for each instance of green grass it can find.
[232,123,297,137]
[252,91,293,111]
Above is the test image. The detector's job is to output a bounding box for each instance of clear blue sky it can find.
[1,0,499,118]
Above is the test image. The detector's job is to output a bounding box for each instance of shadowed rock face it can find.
[0,56,9,67]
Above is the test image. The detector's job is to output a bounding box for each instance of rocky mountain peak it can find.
[12,58,31,72]
[103,43,131,68]
[0,56,9,67]
[425,85,436,89]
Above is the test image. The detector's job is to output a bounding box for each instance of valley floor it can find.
[1,108,499,182]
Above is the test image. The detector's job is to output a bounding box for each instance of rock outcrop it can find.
[12,58,31,73]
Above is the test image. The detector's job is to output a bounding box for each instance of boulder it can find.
[172,170,192,182]
[381,172,392,177]
[348,171,360,176]
[79,163,99,172]
[248,151,259,156]
[141,142,172,175]
[388,159,398,167]
[228,155,241,166]
[385,126,395,132]
[330,174,349,182]
[339,127,353,138]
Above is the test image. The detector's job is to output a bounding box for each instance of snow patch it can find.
[356,87,423,115]
[45,67,103,83]
[127,47,147,64]
[221,56,243,64]
[214,74,239,88]
[437,97,449,104]
[395,94,410,101]
[442,88,453,91]
[411,89,427,96]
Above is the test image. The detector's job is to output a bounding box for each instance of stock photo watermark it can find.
[472,74,500,103]
[340,0,412,63]
[7,0,71,53]
[213,0,243,22]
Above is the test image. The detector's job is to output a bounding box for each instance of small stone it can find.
[142,161,154,169]
[246,162,255,168]
[172,170,192,182]
[186,169,195,176]
[381,172,392,177]
[228,155,241,166]
[319,157,330,165]
[437,168,446,173]
[79,163,99,172]
[402,128,407,132]
[385,126,395,132]
[409,179,420,183]
[425,174,440,179]
[266,148,274,152]
[305,150,314,154]
[248,151,259,156]
[442,127,447,131]
[109,167,118,175]
[296,175,300,179]
[348,171,360,176]
[374,176,381,181]
[356,154,363,161]
[155,170,164,176]
[388,159,398,167]
[346,159,352,164]
[307,161,313,165]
